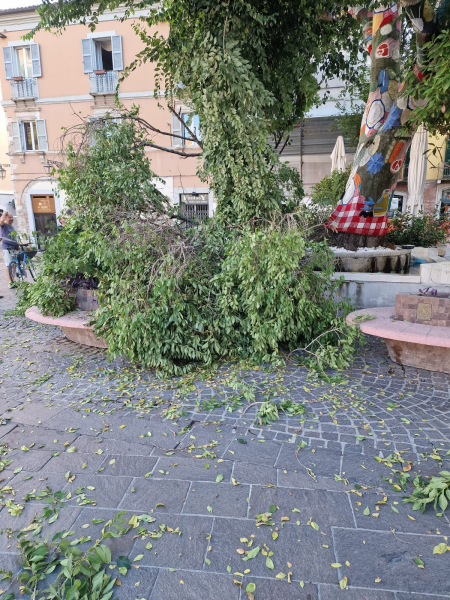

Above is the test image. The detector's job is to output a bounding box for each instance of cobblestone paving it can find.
[1,271,450,599]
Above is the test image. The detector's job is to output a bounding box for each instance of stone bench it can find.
[26,306,108,348]
[346,306,450,373]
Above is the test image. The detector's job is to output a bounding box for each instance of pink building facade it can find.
[0,4,210,238]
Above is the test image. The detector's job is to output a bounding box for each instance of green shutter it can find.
[404,145,411,179]
[445,138,450,164]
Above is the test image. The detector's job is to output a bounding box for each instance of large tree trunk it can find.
[326,1,436,248]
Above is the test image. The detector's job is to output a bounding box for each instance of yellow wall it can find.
[426,133,447,181]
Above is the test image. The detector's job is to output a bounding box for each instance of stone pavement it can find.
[1,269,450,600]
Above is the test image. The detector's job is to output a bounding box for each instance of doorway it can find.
[31,194,57,240]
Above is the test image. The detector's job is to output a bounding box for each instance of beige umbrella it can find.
[406,123,428,216]
[330,135,347,172]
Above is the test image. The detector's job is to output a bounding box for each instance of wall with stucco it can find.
[0,80,13,211]
[0,7,206,236]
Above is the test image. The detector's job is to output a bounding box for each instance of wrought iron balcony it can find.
[10,77,38,100]
[438,162,450,180]
[89,71,118,95]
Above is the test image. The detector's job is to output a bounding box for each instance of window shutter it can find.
[445,138,450,164]
[111,35,123,71]
[30,43,42,77]
[36,119,48,151]
[2,46,14,79]
[172,112,183,147]
[11,121,22,152]
[81,38,94,73]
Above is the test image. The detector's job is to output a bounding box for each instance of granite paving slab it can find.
[1,267,450,599]
[97,454,158,477]
[351,491,450,534]
[0,426,79,451]
[62,473,133,509]
[222,438,282,466]
[116,566,159,600]
[7,402,66,426]
[182,481,250,517]
[0,503,82,549]
[206,517,339,584]
[276,444,342,478]
[332,528,450,594]
[69,508,137,560]
[119,478,191,513]
[318,584,396,599]
[131,514,212,570]
[4,449,53,472]
[231,461,278,486]
[248,486,355,528]
[154,455,233,483]
[148,570,239,600]
[241,578,319,599]
[43,451,105,473]
[73,434,153,456]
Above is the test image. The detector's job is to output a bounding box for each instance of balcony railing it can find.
[438,162,450,180]
[10,78,38,100]
[89,71,118,95]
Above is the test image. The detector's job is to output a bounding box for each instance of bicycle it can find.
[8,244,38,283]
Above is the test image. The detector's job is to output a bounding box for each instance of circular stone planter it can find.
[26,306,108,349]
[346,306,450,373]
[332,247,411,274]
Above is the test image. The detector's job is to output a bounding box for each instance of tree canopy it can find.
[32,0,365,221]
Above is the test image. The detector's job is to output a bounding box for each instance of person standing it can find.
[0,211,20,288]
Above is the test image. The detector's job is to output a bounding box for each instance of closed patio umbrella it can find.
[406,123,428,216]
[330,135,347,172]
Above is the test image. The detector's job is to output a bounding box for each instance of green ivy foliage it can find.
[404,28,450,137]
[310,165,353,207]
[17,120,362,375]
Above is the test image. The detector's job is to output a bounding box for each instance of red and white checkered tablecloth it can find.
[325,196,388,236]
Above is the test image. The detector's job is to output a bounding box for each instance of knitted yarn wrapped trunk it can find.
[326,1,437,249]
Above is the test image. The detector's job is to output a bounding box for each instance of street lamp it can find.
[0,164,7,180]
[44,160,63,176]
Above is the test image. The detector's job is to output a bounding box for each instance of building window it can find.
[172,112,200,148]
[23,121,39,151]
[81,36,123,74]
[16,47,32,77]
[11,119,48,153]
[179,193,209,227]
[94,39,113,71]
[182,114,200,146]
[2,44,42,79]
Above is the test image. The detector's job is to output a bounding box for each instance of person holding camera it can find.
[0,210,20,288]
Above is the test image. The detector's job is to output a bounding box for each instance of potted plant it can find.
[385,209,450,262]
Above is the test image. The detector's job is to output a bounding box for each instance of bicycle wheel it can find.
[8,260,23,282]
